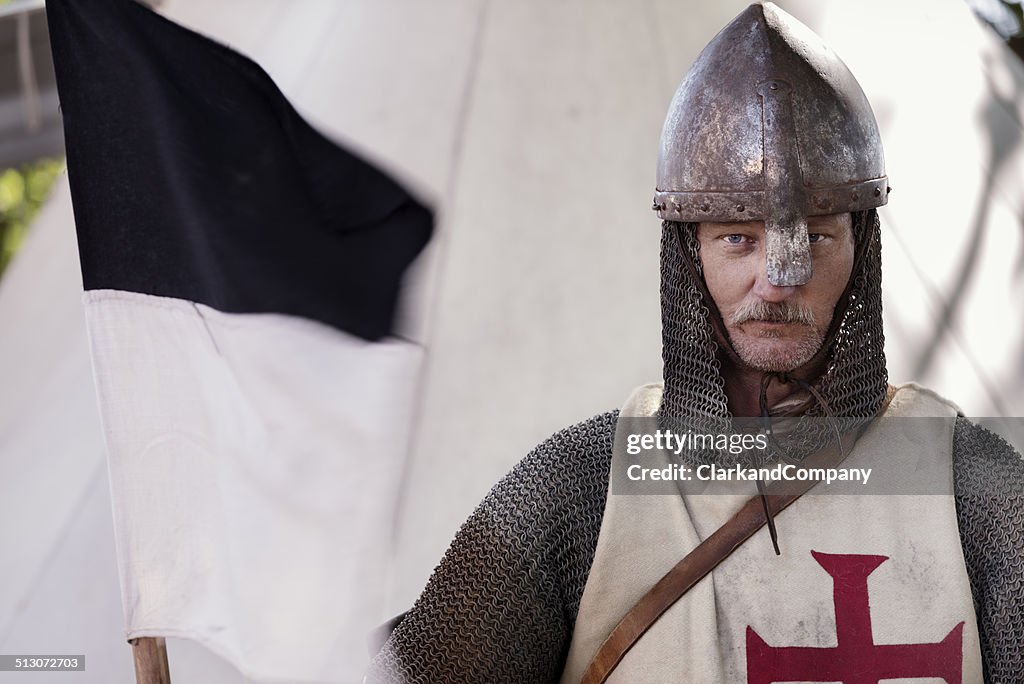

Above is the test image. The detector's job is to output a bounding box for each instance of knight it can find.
[367,4,1024,682]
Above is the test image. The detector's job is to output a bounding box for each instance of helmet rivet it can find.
[673,202,681,212]
[769,82,778,90]
[873,187,881,197]
[700,202,710,212]
[736,204,745,212]
[852,192,859,201]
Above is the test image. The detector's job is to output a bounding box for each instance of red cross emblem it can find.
[746,551,965,684]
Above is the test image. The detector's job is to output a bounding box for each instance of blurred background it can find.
[0,0,1021,680]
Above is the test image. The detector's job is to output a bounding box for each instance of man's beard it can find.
[727,299,826,372]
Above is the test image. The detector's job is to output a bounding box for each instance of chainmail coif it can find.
[659,210,888,422]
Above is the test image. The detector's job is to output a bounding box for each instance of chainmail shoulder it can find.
[952,416,1024,683]
[365,411,618,684]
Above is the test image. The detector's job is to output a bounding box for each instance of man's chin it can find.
[732,336,822,373]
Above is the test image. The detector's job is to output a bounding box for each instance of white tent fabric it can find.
[0,0,1021,682]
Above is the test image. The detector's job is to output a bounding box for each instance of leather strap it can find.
[579,433,858,684]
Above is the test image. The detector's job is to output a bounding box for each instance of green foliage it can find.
[0,158,65,280]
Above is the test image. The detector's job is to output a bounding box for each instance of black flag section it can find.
[48,0,432,341]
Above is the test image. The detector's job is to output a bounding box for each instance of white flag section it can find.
[86,289,421,680]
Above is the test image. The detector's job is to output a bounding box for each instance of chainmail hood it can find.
[658,210,889,423]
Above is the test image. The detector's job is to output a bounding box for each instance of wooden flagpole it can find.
[130,637,171,684]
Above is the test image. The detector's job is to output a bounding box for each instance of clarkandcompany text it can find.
[625,463,872,486]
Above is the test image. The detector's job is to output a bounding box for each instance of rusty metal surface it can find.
[653,2,888,285]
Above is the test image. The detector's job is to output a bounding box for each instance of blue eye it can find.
[808,233,823,244]
[724,234,744,244]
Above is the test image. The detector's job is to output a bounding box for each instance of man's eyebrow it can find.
[704,227,753,235]
[807,218,849,230]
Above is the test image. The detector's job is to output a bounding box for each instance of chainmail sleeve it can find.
[365,411,617,684]
[952,416,1024,682]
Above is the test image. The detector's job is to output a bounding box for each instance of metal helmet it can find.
[657,2,890,425]
[653,2,888,286]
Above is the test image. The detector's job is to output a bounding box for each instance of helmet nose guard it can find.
[653,2,888,287]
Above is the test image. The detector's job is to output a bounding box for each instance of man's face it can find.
[696,213,855,373]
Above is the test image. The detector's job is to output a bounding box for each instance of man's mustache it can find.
[730,299,816,326]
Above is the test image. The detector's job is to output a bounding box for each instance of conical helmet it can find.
[653,2,888,286]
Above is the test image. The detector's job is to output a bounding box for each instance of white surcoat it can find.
[561,383,983,684]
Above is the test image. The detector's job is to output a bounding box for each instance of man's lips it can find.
[736,319,808,336]
[739,319,801,326]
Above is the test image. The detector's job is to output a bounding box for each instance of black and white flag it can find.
[47,0,432,678]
